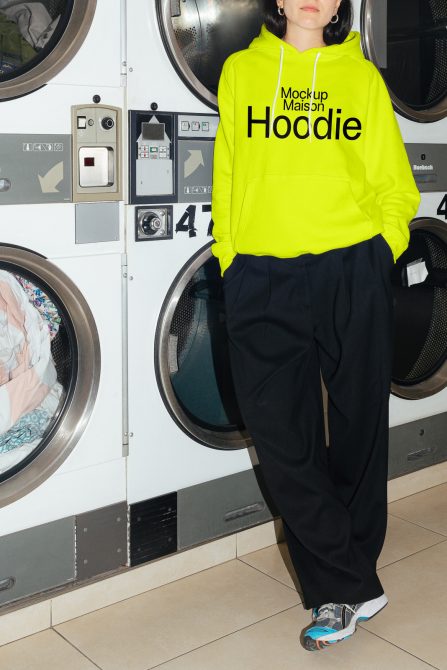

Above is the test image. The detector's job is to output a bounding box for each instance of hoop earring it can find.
[330,14,339,23]
[278,6,285,16]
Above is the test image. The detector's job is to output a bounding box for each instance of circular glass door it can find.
[155,244,250,449]
[361,0,447,122]
[156,0,265,109]
[0,0,95,100]
[391,218,447,398]
[0,245,100,507]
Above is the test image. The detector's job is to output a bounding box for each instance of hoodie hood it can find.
[249,26,364,140]
[249,24,363,61]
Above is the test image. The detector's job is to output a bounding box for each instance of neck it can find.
[283,25,326,52]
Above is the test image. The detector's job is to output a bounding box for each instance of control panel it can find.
[72,104,122,202]
[129,111,218,205]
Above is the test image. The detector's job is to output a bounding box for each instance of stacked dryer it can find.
[125,0,274,566]
[0,0,127,606]
[354,0,447,475]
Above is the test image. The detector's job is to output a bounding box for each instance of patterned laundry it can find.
[0,379,63,472]
[0,269,59,436]
[14,274,61,339]
[0,407,51,453]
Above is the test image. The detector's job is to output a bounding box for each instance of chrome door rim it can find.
[0,0,96,100]
[156,0,218,110]
[0,245,100,507]
[155,242,250,450]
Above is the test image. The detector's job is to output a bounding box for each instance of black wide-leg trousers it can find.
[223,234,394,610]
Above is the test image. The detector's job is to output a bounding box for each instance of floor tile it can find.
[388,461,447,504]
[55,559,299,670]
[0,629,98,669]
[52,534,236,625]
[377,513,445,568]
[388,483,447,536]
[238,542,297,590]
[0,601,50,646]
[236,519,283,557]
[154,606,435,670]
[364,540,447,669]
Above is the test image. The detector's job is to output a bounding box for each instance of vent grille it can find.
[129,493,177,567]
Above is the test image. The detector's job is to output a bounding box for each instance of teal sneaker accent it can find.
[306,626,337,640]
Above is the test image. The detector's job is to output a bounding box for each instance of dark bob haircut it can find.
[264,0,353,46]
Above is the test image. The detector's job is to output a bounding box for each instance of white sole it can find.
[318,593,388,643]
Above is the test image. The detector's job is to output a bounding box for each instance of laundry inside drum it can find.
[0,0,73,81]
[168,256,245,434]
[392,229,447,388]
[0,268,73,479]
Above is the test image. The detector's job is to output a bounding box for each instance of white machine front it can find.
[126,108,252,505]
[0,0,126,536]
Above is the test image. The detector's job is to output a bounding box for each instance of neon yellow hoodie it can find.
[211,26,420,276]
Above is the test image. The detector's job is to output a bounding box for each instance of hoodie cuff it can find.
[211,242,236,277]
[381,227,409,264]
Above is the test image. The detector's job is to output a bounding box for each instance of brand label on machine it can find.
[405,143,447,192]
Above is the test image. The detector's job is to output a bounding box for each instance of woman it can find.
[211,0,420,653]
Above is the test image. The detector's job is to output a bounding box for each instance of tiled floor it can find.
[2,483,447,670]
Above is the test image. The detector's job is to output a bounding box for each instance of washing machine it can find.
[0,0,127,606]
[353,0,447,474]
[125,0,277,566]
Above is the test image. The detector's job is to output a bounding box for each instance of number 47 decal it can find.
[438,194,447,219]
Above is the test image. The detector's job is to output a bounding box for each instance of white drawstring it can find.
[270,45,284,136]
[308,52,321,142]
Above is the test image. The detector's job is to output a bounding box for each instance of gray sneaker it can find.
[302,593,388,651]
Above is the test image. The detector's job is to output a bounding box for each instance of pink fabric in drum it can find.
[0,271,56,434]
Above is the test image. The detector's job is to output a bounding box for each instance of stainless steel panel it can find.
[76,502,127,580]
[0,518,74,606]
[389,412,447,478]
[75,202,120,244]
[178,468,276,550]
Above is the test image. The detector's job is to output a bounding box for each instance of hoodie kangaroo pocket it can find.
[235,174,369,255]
